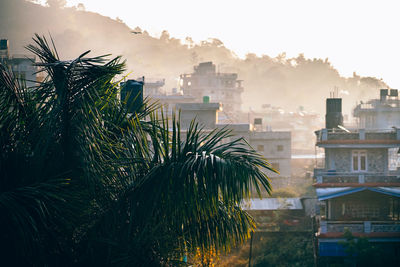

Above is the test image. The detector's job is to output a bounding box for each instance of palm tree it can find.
[0,34,274,266]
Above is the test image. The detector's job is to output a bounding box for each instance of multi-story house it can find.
[353,89,400,129]
[314,97,400,263]
[0,39,37,88]
[177,102,291,190]
[179,62,244,118]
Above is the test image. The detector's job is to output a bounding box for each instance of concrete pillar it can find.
[320,221,327,233]
[322,129,328,141]
[358,174,365,184]
[359,129,365,140]
[364,221,371,233]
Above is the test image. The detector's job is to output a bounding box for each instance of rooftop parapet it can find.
[250,131,291,140]
[313,168,400,186]
[176,102,221,111]
[315,128,400,147]
[319,221,400,237]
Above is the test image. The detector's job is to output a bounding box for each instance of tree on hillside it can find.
[0,34,274,266]
[46,0,66,9]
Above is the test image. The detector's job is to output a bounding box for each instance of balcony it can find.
[319,220,400,235]
[314,168,400,185]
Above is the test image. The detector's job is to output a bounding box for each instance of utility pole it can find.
[248,231,254,267]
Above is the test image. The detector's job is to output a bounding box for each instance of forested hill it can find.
[0,0,388,115]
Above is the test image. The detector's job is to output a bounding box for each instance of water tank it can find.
[120,79,143,113]
[325,98,343,129]
[380,89,389,101]
[203,95,210,103]
[0,39,8,50]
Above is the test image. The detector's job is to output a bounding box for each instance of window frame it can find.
[351,150,368,172]
[257,144,264,152]
[271,162,280,171]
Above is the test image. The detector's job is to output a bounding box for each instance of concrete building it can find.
[176,102,291,188]
[179,62,244,117]
[0,39,37,88]
[353,89,400,129]
[216,123,291,179]
[176,102,221,129]
[244,106,323,154]
[314,97,400,263]
[242,198,316,232]
[140,78,165,96]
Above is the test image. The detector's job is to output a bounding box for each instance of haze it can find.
[55,0,400,89]
[1,0,394,117]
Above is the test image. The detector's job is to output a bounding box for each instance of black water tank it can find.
[325,98,343,129]
[0,39,8,50]
[120,79,143,113]
[380,89,389,101]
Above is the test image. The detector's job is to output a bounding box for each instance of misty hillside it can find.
[0,0,388,116]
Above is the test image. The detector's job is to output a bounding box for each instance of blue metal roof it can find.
[316,187,400,200]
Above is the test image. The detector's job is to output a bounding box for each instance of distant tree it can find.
[46,0,66,8]
[218,232,314,267]
[76,3,85,11]
[270,187,297,198]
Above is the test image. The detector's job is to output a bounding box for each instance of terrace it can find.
[314,169,400,185]
[319,220,400,236]
[315,128,400,147]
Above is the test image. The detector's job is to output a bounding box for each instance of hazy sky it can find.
[45,0,400,88]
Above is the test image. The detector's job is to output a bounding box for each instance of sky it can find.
[42,0,400,88]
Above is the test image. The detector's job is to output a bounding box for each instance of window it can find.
[388,148,400,171]
[352,150,367,172]
[257,145,264,152]
[342,202,380,220]
[271,162,280,171]
[277,145,284,151]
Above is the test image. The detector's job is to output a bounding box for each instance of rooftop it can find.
[176,102,221,111]
[315,128,400,147]
[242,198,303,211]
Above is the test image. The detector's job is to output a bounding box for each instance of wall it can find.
[176,103,220,130]
[250,132,291,177]
[325,148,388,173]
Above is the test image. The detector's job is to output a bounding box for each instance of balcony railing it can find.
[320,220,400,234]
[316,128,400,143]
[314,168,400,184]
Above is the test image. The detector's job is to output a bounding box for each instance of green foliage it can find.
[270,187,297,198]
[334,229,400,267]
[218,232,314,267]
[0,34,274,266]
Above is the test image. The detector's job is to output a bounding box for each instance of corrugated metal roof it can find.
[242,198,303,210]
[316,187,400,200]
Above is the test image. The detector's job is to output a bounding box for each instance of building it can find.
[177,102,291,189]
[140,78,165,96]
[179,62,244,117]
[0,39,37,88]
[176,102,221,130]
[353,89,400,129]
[216,122,291,180]
[244,106,323,154]
[242,197,316,232]
[314,97,400,264]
